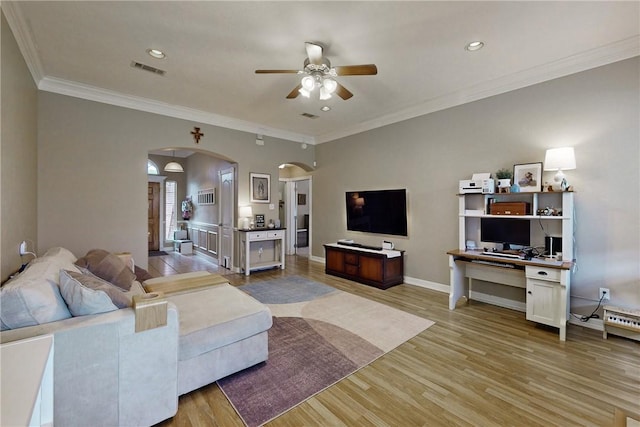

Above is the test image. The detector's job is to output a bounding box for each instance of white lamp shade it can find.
[544,147,576,171]
[319,87,332,100]
[239,206,253,218]
[322,78,337,93]
[164,161,184,172]
[298,87,311,98]
[301,75,315,91]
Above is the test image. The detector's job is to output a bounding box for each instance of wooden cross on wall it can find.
[191,127,204,144]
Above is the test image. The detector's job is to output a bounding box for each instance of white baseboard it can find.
[403,276,449,293]
[568,315,603,331]
[310,255,325,264]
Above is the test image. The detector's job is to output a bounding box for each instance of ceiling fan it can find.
[255,42,377,101]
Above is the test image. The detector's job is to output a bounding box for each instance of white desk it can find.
[448,249,572,340]
[239,228,286,275]
[1,334,54,426]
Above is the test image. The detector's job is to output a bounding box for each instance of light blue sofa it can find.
[0,248,272,426]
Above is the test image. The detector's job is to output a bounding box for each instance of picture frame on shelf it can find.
[250,173,270,203]
[514,162,542,192]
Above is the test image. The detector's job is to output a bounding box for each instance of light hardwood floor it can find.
[150,251,639,427]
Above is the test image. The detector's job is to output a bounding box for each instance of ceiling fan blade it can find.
[334,64,378,76]
[286,84,302,99]
[255,69,300,74]
[305,42,324,65]
[335,83,353,100]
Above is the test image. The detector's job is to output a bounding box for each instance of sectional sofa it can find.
[0,247,272,426]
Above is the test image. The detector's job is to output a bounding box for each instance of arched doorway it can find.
[148,148,237,268]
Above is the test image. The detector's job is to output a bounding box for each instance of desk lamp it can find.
[239,206,253,230]
[544,147,576,191]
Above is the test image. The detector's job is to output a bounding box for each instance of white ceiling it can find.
[4,1,639,144]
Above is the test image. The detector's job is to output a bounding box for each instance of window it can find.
[147,160,159,175]
[165,181,178,240]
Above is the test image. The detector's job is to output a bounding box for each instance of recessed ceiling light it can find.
[320,106,331,112]
[147,49,166,59]
[465,41,484,52]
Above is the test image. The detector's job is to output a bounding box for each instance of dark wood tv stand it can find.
[324,243,404,289]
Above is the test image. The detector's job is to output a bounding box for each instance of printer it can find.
[459,173,495,194]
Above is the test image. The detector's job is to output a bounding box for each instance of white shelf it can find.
[460,214,569,220]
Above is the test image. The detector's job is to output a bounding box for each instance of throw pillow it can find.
[59,270,132,316]
[74,249,135,291]
[0,248,79,330]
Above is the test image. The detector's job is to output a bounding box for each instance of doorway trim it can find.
[148,174,167,250]
[280,175,312,257]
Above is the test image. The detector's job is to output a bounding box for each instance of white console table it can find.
[1,334,54,426]
[239,228,286,275]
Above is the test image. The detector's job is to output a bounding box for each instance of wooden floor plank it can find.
[152,252,640,427]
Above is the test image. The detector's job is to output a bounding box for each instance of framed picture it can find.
[254,214,265,228]
[250,173,270,203]
[514,162,542,192]
[297,193,306,205]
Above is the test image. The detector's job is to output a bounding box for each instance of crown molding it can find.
[37,76,315,144]
[2,2,45,84]
[315,36,640,144]
[5,0,638,146]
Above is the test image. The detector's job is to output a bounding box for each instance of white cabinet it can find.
[526,265,570,340]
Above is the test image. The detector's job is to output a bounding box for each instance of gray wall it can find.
[36,93,314,268]
[1,11,38,281]
[313,57,640,312]
[186,152,233,226]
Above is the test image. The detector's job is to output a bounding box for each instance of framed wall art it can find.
[514,162,542,192]
[250,173,270,203]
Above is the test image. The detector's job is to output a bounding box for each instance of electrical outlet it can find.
[19,241,27,255]
[599,288,610,301]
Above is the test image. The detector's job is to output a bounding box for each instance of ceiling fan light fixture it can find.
[322,78,337,93]
[301,75,315,91]
[319,87,332,100]
[298,87,311,98]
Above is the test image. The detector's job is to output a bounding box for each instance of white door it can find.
[219,167,235,269]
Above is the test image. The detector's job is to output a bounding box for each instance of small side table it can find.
[1,335,54,426]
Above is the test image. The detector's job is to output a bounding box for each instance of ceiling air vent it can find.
[301,112,319,119]
[130,61,166,76]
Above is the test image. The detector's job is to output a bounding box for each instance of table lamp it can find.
[239,206,253,230]
[544,147,576,191]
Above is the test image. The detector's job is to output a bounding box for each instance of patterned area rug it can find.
[217,276,434,427]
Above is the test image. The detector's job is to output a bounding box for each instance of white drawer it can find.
[267,230,284,238]
[525,266,561,282]
[248,232,267,240]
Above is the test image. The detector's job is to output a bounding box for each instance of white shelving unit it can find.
[458,191,574,259]
[451,191,575,340]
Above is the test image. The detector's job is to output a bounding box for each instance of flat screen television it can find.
[345,189,408,236]
[480,218,530,249]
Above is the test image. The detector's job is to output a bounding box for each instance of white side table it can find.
[1,334,54,426]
